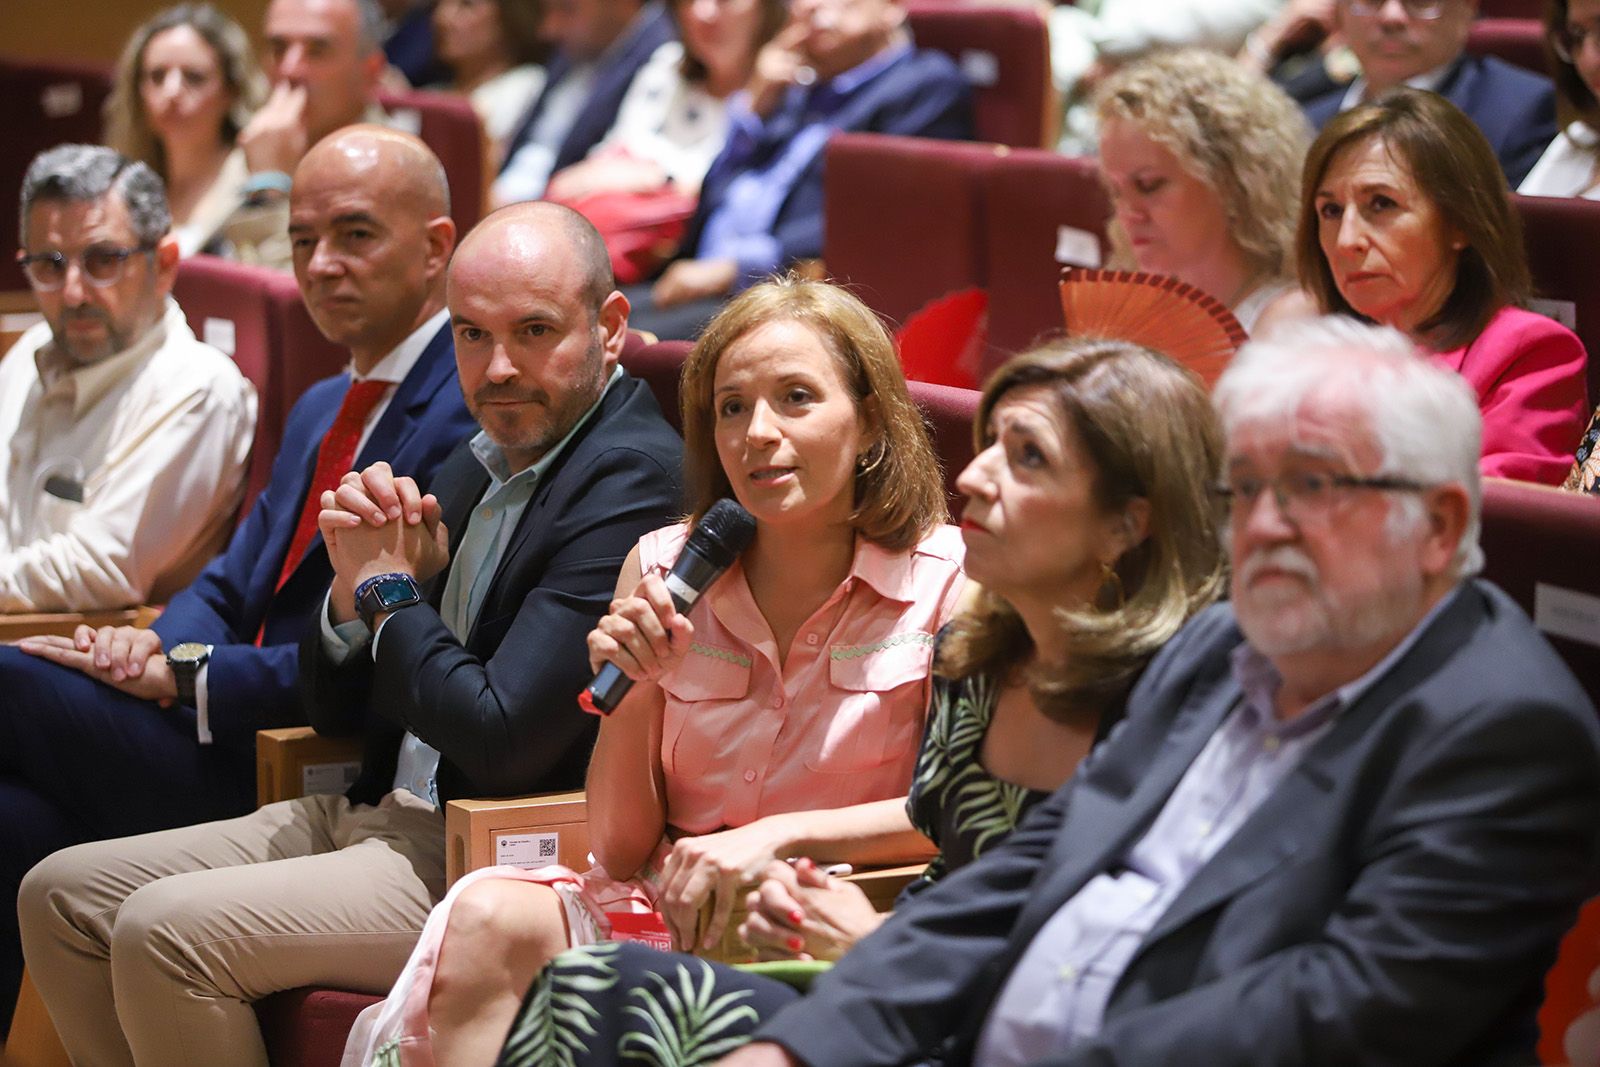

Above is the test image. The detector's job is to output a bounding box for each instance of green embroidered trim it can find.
[689,642,752,668]
[829,631,935,660]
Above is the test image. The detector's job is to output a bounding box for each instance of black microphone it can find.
[580,498,757,715]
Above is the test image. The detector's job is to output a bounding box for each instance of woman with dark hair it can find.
[104,3,266,255]
[430,0,548,165]
[1299,87,1588,485]
[482,335,1228,1066]
[344,278,964,1067]
[1521,0,1600,198]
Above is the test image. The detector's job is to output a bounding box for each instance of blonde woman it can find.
[105,4,266,255]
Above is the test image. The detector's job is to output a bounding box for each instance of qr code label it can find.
[495,831,560,868]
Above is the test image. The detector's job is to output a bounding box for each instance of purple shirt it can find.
[974,592,1456,1065]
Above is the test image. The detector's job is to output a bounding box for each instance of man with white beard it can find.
[718,316,1600,1067]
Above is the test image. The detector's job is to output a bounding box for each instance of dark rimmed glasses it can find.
[1211,471,1431,523]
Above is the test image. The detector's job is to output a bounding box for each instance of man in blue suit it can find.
[493,0,673,204]
[1300,0,1555,187]
[624,0,974,340]
[0,127,474,1032]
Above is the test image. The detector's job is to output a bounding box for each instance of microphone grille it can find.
[688,498,758,566]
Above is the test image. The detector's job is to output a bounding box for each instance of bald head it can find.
[457,202,614,318]
[296,125,450,216]
[288,126,456,371]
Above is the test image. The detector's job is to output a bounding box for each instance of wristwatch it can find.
[166,642,210,707]
[355,572,423,631]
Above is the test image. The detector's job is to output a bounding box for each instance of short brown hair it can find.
[678,276,947,550]
[1296,87,1530,351]
[670,0,787,84]
[938,339,1227,719]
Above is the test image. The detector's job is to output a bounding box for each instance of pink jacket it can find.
[1432,306,1590,486]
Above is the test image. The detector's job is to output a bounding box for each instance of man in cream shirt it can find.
[3,144,254,612]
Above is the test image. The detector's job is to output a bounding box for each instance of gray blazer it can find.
[760,582,1600,1066]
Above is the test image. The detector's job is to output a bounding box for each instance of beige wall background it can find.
[8,0,273,66]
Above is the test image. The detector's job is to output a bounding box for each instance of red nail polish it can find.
[789,909,805,924]
[787,935,805,952]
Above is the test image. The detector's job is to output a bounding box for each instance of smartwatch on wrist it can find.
[166,642,210,707]
[355,572,423,631]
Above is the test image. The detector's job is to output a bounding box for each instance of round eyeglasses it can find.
[16,243,157,291]
[1344,0,1450,20]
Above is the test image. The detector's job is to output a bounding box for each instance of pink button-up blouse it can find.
[638,522,967,835]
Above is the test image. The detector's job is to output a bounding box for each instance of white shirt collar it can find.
[1339,58,1456,113]
[354,306,450,385]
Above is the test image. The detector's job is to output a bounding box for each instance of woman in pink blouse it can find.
[344,277,965,1067]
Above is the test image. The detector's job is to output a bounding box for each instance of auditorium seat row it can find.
[825,131,1600,407]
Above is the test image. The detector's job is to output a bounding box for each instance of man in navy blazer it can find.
[19,202,684,1065]
[493,0,673,204]
[722,318,1600,1067]
[1300,0,1555,187]
[624,0,973,340]
[0,128,474,1033]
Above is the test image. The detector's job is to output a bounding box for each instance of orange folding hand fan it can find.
[1058,268,1249,389]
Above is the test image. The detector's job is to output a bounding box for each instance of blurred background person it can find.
[1301,0,1556,188]
[625,0,973,340]
[430,0,549,165]
[1521,0,1600,198]
[104,3,268,256]
[1048,0,1280,154]
[1095,49,1316,335]
[382,0,451,85]
[1300,87,1588,485]
[544,0,785,281]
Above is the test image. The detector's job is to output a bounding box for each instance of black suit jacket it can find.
[761,582,1600,1066]
[1302,54,1557,188]
[298,372,683,805]
[497,4,675,182]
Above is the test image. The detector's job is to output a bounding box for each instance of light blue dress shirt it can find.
[975,590,1458,1065]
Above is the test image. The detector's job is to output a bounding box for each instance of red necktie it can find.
[273,379,391,592]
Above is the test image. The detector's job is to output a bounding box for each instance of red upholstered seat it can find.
[824,132,1002,330]
[1512,194,1600,408]
[620,336,692,432]
[908,378,980,513]
[904,2,1052,148]
[1479,0,1543,16]
[171,254,347,519]
[1,56,113,290]
[980,148,1111,371]
[378,88,486,238]
[256,988,381,1067]
[1466,17,1551,75]
[1478,478,1600,706]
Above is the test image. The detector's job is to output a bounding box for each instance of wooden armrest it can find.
[254,727,364,808]
[7,967,70,1067]
[444,792,590,885]
[698,861,928,964]
[0,605,159,644]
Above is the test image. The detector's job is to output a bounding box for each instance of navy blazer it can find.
[150,321,475,753]
[298,371,683,805]
[760,583,1600,1066]
[679,45,972,273]
[498,3,675,181]
[1303,54,1557,188]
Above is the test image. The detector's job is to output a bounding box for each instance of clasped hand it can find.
[320,462,451,623]
[658,819,798,953]
[18,624,176,702]
[738,856,885,961]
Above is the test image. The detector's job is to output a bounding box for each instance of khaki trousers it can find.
[17,790,446,1067]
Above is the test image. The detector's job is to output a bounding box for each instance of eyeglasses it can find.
[1344,0,1450,20]
[16,243,157,291]
[1550,21,1600,64]
[1211,471,1430,523]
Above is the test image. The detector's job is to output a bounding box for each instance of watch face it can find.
[373,576,420,609]
[168,641,209,664]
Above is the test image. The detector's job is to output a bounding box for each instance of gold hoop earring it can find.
[1098,561,1125,611]
[856,442,886,478]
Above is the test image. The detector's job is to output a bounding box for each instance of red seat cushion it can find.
[905,2,1050,148]
[256,987,382,1067]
